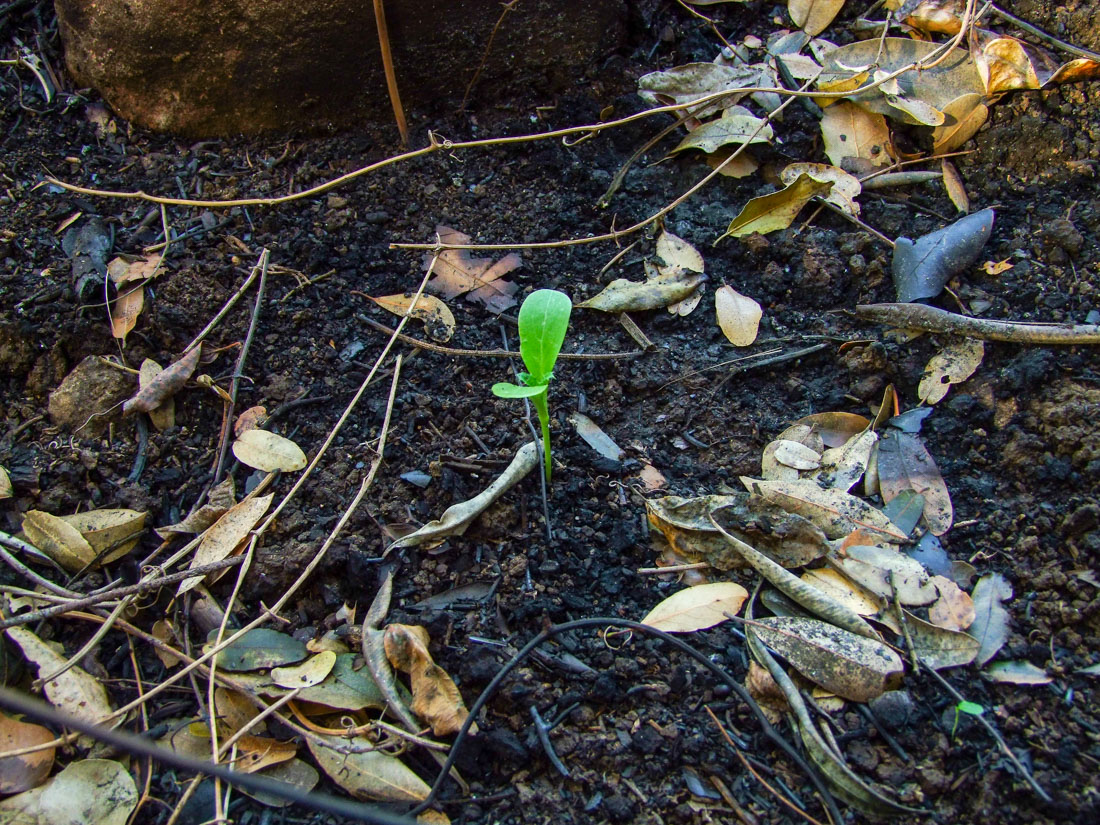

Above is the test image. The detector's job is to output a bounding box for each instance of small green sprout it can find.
[951,700,985,737]
[492,289,572,482]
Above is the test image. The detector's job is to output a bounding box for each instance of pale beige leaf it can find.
[761,441,800,482]
[919,337,984,405]
[722,174,832,240]
[232,429,308,473]
[568,412,624,462]
[641,582,749,632]
[123,345,201,416]
[771,439,822,471]
[0,712,55,794]
[308,735,429,801]
[800,568,881,616]
[424,226,521,313]
[576,270,706,312]
[983,660,1052,685]
[656,230,705,274]
[0,758,137,825]
[819,102,891,168]
[808,429,877,492]
[20,510,96,572]
[714,285,762,346]
[704,147,759,178]
[942,159,969,213]
[751,616,903,701]
[271,650,338,689]
[368,293,456,343]
[0,466,11,499]
[672,109,773,154]
[780,162,862,216]
[903,609,980,670]
[834,542,940,604]
[885,94,945,125]
[928,576,976,631]
[59,508,146,565]
[792,411,870,448]
[742,478,907,540]
[177,493,274,595]
[789,0,845,36]
[151,620,182,668]
[5,627,113,724]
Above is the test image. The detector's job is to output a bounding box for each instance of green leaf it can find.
[491,382,547,399]
[956,700,985,716]
[517,289,572,384]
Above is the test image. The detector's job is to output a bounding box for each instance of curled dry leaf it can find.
[576,269,706,313]
[0,711,55,794]
[742,477,907,541]
[640,582,749,633]
[368,292,456,342]
[637,62,760,116]
[808,429,877,492]
[0,758,137,825]
[232,429,308,473]
[123,345,202,416]
[234,405,268,436]
[655,230,704,275]
[721,173,832,240]
[970,572,1012,666]
[714,285,762,346]
[383,624,470,736]
[5,626,114,725]
[792,411,869,448]
[750,616,904,702]
[177,493,274,595]
[918,337,984,405]
[387,441,538,551]
[876,430,954,535]
[941,159,969,213]
[233,735,298,774]
[800,568,881,617]
[932,93,989,154]
[307,734,430,802]
[423,226,520,313]
[138,359,174,430]
[819,102,892,170]
[0,465,11,499]
[20,509,96,572]
[780,163,862,216]
[60,508,146,566]
[745,660,788,724]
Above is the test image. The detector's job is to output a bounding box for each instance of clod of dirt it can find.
[47,355,133,436]
[0,323,35,377]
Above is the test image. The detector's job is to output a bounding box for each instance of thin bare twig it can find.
[184,251,266,353]
[461,0,520,110]
[856,303,1100,344]
[373,0,408,146]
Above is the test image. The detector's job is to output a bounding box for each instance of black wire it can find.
[0,685,417,825]
[413,617,843,825]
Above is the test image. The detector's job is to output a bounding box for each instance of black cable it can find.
[0,685,417,825]
[413,617,843,825]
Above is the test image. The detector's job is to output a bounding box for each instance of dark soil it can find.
[2,2,1099,824]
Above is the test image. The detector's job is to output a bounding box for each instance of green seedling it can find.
[492,289,572,482]
[951,700,985,737]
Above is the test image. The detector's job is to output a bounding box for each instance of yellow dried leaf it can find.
[820,102,892,169]
[941,160,969,214]
[641,582,748,633]
[714,285,762,346]
[177,493,274,595]
[232,429,308,473]
[138,359,175,430]
[383,624,470,737]
[368,293,456,342]
[918,338,984,404]
[788,0,846,36]
[21,510,96,572]
[5,627,113,724]
[721,174,832,240]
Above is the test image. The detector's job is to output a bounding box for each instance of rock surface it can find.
[54,0,628,137]
[48,355,134,436]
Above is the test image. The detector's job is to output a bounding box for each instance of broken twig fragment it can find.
[856,303,1100,344]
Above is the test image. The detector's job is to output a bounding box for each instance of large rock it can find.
[54,0,628,136]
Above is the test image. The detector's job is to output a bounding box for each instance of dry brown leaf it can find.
[918,338,984,405]
[780,162,862,215]
[368,293,456,342]
[800,568,881,617]
[21,510,96,571]
[0,465,11,499]
[932,93,989,154]
[819,102,892,170]
[59,508,146,565]
[234,735,298,774]
[742,478,907,541]
[928,575,975,631]
[704,147,759,178]
[640,582,749,633]
[123,345,202,416]
[832,543,939,605]
[423,226,520,313]
[383,624,470,737]
[792,411,870,448]
[750,616,904,701]
[232,429,308,473]
[941,159,969,213]
[745,660,788,724]
[151,619,182,668]
[5,626,113,724]
[234,405,268,436]
[809,429,877,492]
[903,609,980,670]
[788,0,845,36]
[876,430,953,535]
[714,285,762,346]
[655,230,705,275]
[138,359,175,430]
[771,439,822,471]
[110,283,144,342]
[0,758,138,825]
[177,493,274,595]
[721,173,832,240]
[0,711,55,794]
